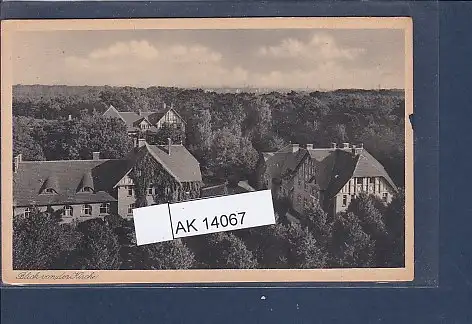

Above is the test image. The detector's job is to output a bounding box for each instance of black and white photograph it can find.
[1,18,413,283]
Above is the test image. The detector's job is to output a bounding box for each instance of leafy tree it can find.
[99,87,151,113]
[74,219,121,270]
[243,96,272,146]
[202,232,258,269]
[138,239,195,270]
[385,189,405,267]
[303,201,332,245]
[67,113,134,159]
[13,207,68,269]
[285,224,328,269]
[347,193,388,239]
[186,108,212,153]
[208,127,258,180]
[258,132,287,152]
[12,117,45,160]
[328,212,376,268]
[245,224,292,268]
[154,122,185,145]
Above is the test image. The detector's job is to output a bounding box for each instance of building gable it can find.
[103,105,125,122]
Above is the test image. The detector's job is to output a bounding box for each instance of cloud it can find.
[89,40,159,60]
[62,41,245,88]
[17,36,402,89]
[70,40,222,66]
[250,61,402,89]
[257,33,365,61]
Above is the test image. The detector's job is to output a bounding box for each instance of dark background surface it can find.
[1,0,470,322]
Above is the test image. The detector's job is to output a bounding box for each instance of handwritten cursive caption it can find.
[16,271,99,280]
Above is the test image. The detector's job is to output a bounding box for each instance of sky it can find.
[12,28,405,89]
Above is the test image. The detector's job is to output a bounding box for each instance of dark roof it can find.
[13,159,129,207]
[40,174,60,194]
[144,144,202,183]
[201,181,255,198]
[103,105,184,132]
[261,144,306,180]
[78,171,95,191]
[148,107,187,125]
[262,145,397,199]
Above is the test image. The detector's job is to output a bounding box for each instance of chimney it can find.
[331,142,337,149]
[167,138,172,155]
[92,151,100,160]
[163,102,167,110]
[306,144,313,150]
[342,142,350,149]
[138,138,146,148]
[355,143,364,154]
[292,143,299,153]
[138,110,142,116]
[13,154,22,173]
[68,114,72,121]
[351,145,357,155]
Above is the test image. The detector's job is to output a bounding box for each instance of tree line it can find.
[13,85,405,186]
[13,191,404,270]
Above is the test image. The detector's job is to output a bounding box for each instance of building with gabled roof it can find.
[102,103,186,147]
[13,139,202,222]
[256,142,398,216]
[201,180,255,198]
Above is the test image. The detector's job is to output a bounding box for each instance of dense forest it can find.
[13,84,405,186]
[14,191,404,270]
[12,84,405,269]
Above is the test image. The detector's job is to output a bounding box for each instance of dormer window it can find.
[43,188,57,194]
[77,171,95,193]
[41,175,59,195]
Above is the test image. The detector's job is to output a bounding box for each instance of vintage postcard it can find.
[1,18,413,284]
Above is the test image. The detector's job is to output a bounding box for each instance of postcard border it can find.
[1,17,414,285]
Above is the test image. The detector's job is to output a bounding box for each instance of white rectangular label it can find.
[169,190,275,239]
[133,203,173,246]
[133,190,275,245]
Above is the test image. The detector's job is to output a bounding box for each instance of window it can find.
[369,177,376,184]
[147,186,154,195]
[382,193,388,202]
[351,194,356,201]
[63,205,73,217]
[82,204,92,216]
[128,203,135,214]
[356,178,363,185]
[100,203,110,214]
[127,186,133,197]
[44,188,56,194]
[82,187,93,193]
[24,207,31,217]
[342,195,348,207]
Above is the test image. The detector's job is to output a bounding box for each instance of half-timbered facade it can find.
[256,142,397,216]
[103,103,186,147]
